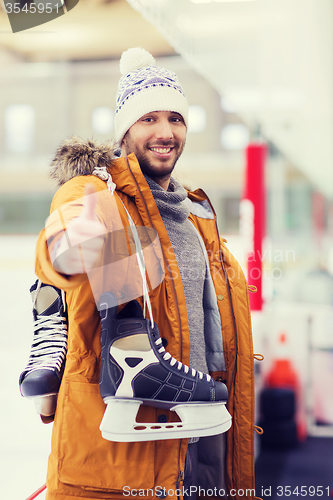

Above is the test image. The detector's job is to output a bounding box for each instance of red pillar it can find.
[243,143,267,311]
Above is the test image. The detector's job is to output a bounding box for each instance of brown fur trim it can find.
[50,136,118,186]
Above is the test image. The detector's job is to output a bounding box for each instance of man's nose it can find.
[155,118,173,140]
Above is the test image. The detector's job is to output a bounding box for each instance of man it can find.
[32,48,256,500]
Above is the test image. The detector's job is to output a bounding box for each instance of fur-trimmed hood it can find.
[50,137,119,186]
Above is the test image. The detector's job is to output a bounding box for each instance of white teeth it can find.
[150,148,171,154]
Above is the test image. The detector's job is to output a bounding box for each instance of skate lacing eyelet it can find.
[155,339,211,381]
[25,312,68,374]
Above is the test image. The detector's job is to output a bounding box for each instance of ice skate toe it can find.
[20,369,61,398]
[214,380,228,402]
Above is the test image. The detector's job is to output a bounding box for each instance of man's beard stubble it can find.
[123,137,185,181]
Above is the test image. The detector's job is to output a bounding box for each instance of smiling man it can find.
[30,48,256,500]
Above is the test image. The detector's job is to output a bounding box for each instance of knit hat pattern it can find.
[114,48,188,143]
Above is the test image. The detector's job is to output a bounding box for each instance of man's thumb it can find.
[81,184,98,221]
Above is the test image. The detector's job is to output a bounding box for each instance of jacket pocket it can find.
[58,380,155,492]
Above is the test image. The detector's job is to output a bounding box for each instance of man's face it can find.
[121,110,187,188]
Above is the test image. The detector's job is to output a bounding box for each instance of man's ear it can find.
[120,134,128,157]
[120,141,126,157]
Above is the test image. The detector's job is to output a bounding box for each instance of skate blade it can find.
[100,399,232,442]
[32,394,58,417]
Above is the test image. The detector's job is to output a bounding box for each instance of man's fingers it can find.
[51,184,107,275]
[81,184,98,221]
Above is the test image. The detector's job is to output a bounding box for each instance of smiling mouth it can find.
[149,147,173,154]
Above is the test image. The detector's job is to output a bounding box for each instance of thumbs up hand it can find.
[52,185,106,275]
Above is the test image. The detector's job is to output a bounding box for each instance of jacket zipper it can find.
[176,470,184,499]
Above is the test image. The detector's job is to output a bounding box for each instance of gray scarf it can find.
[144,176,190,222]
[145,175,208,375]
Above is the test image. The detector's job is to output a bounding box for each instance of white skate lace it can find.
[102,178,154,327]
[155,338,211,381]
[25,313,68,373]
[118,200,155,327]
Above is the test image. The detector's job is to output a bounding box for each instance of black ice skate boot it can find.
[19,280,68,418]
[99,292,231,442]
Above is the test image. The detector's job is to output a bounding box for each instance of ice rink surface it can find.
[0,235,49,500]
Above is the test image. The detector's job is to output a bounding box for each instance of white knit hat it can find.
[114,48,188,143]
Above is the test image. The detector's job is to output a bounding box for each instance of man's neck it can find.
[147,175,170,191]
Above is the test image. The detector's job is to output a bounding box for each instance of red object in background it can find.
[266,333,297,387]
[266,333,307,442]
[243,143,267,311]
[25,483,46,500]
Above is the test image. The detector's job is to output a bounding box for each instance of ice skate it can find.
[19,280,68,417]
[99,292,232,442]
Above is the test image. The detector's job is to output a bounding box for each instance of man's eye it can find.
[143,117,154,122]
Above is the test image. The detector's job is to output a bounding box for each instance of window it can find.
[188,105,207,133]
[5,104,35,153]
[0,193,53,234]
[92,107,114,135]
[220,123,249,150]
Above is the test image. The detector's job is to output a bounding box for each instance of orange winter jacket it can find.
[35,149,256,500]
